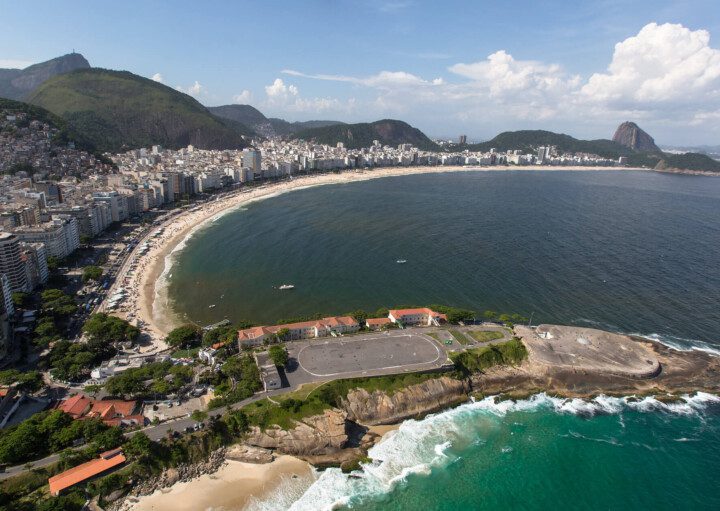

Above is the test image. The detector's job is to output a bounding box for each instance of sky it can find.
[1,0,720,145]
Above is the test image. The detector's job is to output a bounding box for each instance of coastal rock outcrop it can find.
[225,444,274,464]
[245,408,349,455]
[340,376,470,425]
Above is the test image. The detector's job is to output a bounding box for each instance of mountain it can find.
[208,104,344,137]
[26,68,250,152]
[612,121,661,152]
[467,127,720,172]
[466,130,635,159]
[293,119,438,150]
[0,53,90,100]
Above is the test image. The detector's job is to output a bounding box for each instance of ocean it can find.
[165,169,720,509]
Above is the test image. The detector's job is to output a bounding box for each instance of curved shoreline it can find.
[111,164,647,345]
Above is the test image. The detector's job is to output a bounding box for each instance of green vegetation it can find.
[448,329,469,345]
[202,323,246,347]
[208,355,262,409]
[45,335,117,382]
[450,338,528,374]
[81,265,103,283]
[103,361,192,398]
[83,313,139,345]
[429,304,476,324]
[0,410,122,465]
[40,288,76,319]
[293,119,439,151]
[0,370,44,392]
[26,68,249,152]
[269,344,289,367]
[165,324,202,349]
[466,330,504,343]
[11,291,30,308]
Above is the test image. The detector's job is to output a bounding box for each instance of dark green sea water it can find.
[167,170,720,510]
[168,170,720,350]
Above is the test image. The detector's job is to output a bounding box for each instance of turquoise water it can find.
[249,394,720,511]
[166,170,720,510]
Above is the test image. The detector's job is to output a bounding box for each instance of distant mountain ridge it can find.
[292,119,439,150]
[208,104,344,137]
[467,126,720,172]
[0,53,90,100]
[26,68,250,152]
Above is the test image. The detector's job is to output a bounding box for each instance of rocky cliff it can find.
[245,408,349,456]
[339,376,470,425]
[612,121,661,152]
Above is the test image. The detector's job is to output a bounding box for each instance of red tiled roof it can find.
[389,308,447,320]
[48,451,126,495]
[58,394,92,418]
[366,317,392,325]
[238,316,358,341]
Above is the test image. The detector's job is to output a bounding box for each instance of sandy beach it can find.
[128,455,314,511]
[105,164,644,344]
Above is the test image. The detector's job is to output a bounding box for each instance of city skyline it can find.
[1,0,720,144]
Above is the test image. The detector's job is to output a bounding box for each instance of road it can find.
[0,325,505,480]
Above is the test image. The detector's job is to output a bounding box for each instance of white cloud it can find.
[449,50,580,99]
[175,80,205,97]
[232,90,253,103]
[268,22,720,143]
[0,59,35,69]
[151,73,163,83]
[581,23,720,106]
[265,78,299,102]
[261,78,355,115]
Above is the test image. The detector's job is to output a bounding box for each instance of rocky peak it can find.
[612,121,661,153]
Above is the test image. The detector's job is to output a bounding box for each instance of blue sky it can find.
[2,0,720,144]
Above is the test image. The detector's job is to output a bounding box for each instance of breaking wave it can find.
[251,392,720,511]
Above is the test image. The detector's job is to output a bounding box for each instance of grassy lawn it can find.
[171,347,201,358]
[448,329,470,345]
[467,330,504,343]
[277,381,328,402]
[450,338,528,373]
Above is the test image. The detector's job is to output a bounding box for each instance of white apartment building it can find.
[0,232,29,292]
[15,216,80,259]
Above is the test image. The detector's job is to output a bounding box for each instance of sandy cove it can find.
[115,164,650,344]
[128,455,313,511]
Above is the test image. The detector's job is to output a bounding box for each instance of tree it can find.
[224,410,249,436]
[83,313,140,345]
[82,265,103,283]
[165,324,202,348]
[11,291,30,308]
[46,256,60,272]
[124,432,153,460]
[221,356,244,380]
[269,345,289,367]
[348,309,368,324]
[190,410,208,423]
[41,289,77,318]
[275,328,290,343]
[0,370,44,392]
[202,325,237,347]
[483,310,498,321]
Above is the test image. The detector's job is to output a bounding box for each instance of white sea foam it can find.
[251,391,719,511]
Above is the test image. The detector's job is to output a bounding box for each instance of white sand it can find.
[128,455,314,511]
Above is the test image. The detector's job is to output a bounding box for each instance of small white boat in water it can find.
[278,284,295,290]
[396,259,407,264]
[208,304,216,308]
